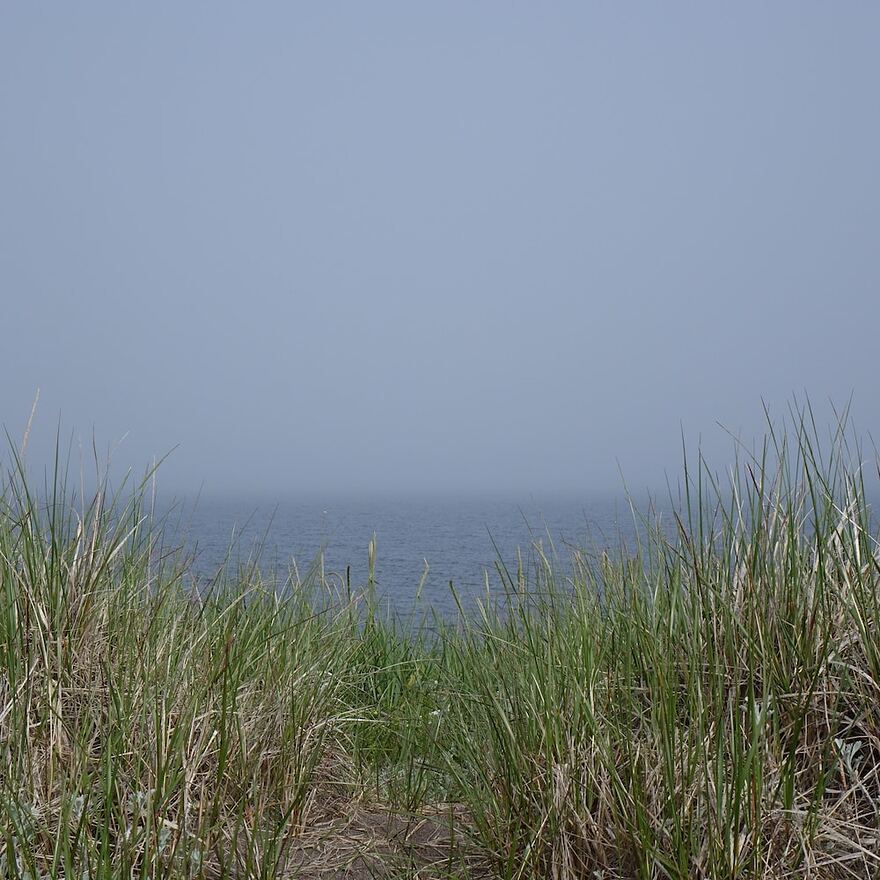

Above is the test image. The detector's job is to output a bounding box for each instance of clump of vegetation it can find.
[1,407,879,878]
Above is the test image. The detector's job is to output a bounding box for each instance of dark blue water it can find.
[163,493,660,616]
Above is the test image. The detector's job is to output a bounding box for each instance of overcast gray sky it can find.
[1,4,878,496]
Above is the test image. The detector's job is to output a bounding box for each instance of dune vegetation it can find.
[1,408,879,879]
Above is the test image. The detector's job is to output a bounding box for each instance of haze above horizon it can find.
[2,4,878,497]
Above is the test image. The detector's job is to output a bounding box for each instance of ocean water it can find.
[165,493,661,617]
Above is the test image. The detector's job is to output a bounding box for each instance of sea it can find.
[164,492,666,618]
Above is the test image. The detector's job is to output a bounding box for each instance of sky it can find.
[1,3,878,497]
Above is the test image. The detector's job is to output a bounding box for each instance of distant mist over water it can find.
[155,473,880,617]
[162,493,667,616]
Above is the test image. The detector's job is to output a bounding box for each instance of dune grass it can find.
[1,408,879,878]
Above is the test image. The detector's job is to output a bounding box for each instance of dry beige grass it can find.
[1,410,879,877]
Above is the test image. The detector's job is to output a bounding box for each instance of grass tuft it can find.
[1,406,879,878]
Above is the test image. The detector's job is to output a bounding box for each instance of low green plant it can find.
[0,404,877,878]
